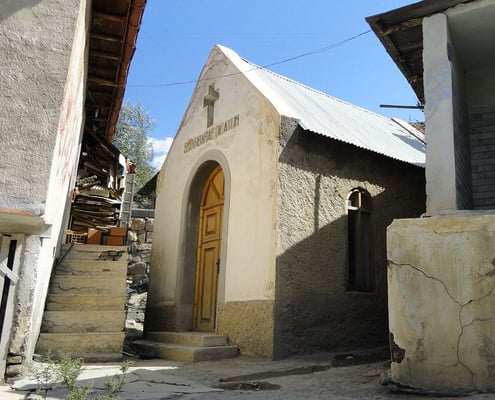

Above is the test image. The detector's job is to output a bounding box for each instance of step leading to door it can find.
[132,332,238,362]
[145,331,228,347]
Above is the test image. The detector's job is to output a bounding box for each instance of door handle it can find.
[216,258,220,274]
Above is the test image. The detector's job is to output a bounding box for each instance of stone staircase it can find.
[35,244,128,362]
[132,332,239,362]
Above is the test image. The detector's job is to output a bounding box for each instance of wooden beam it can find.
[382,17,423,36]
[403,49,423,62]
[91,32,123,43]
[93,11,127,23]
[87,76,116,86]
[90,50,120,61]
[90,117,111,123]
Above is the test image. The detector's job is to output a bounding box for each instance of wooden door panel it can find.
[203,207,221,241]
[194,166,224,332]
[197,244,218,327]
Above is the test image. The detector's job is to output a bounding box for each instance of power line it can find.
[263,30,371,68]
[126,29,372,89]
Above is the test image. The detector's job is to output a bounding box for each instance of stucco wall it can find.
[423,14,458,212]
[0,0,88,364]
[273,119,426,358]
[217,300,274,358]
[0,0,81,216]
[388,213,495,392]
[147,46,280,334]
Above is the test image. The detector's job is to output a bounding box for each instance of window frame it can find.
[346,188,375,292]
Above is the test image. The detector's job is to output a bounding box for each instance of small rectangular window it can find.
[347,189,375,292]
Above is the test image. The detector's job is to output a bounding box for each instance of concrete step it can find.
[132,340,239,362]
[45,294,126,311]
[36,332,125,355]
[145,331,228,347]
[53,260,127,277]
[41,311,126,333]
[49,276,126,295]
[60,244,127,262]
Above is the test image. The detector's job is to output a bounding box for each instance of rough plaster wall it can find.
[0,0,80,215]
[388,213,495,392]
[148,46,279,334]
[30,0,89,357]
[273,117,425,358]
[0,0,87,362]
[9,235,41,355]
[423,14,458,212]
[217,300,274,358]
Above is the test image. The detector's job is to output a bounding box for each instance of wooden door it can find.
[193,167,224,332]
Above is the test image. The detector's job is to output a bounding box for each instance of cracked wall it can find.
[388,212,495,392]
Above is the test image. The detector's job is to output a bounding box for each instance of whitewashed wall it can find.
[148,45,280,331]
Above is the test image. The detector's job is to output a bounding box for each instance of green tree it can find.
[114,100,156,191]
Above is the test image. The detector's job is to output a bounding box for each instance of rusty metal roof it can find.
[366,0,476,105]
[219,46,426,167]
[85,0,146,143]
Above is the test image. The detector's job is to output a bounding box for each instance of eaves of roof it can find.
[366,0,476,104]
[85,0,146,143]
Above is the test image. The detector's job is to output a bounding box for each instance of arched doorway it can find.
[193,166,224,331]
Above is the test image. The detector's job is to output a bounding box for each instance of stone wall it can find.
[127,209,154,291]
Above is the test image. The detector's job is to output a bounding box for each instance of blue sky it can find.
[124,1,424,169]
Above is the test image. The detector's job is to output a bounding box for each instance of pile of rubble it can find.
[126,211,154,295]
[125,210,154,348]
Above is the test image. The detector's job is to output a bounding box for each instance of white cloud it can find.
[149,137,173,154]
[151,154,167,170]
[149,137,173,171]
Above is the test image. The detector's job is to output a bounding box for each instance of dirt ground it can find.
[4,304,495,400]
[118,293,495,400]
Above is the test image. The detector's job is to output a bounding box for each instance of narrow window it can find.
[347,188,374,292]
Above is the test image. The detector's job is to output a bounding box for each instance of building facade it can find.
[0,0,89,379]
[368,0,495,392]
[147,45,426,359]
[0,0,145,379]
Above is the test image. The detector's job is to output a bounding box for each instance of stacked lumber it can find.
[70,194,121,231]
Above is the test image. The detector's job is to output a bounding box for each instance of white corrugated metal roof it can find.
[218,45,425,167]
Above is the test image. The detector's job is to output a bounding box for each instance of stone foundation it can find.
[217,300,274,358]
[388,212,495,392]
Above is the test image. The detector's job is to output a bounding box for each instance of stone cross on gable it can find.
[203,84,219,127]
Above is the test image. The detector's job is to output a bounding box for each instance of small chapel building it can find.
[146,45,426,359]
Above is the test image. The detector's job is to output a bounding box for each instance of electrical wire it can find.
[125,29,372,89]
